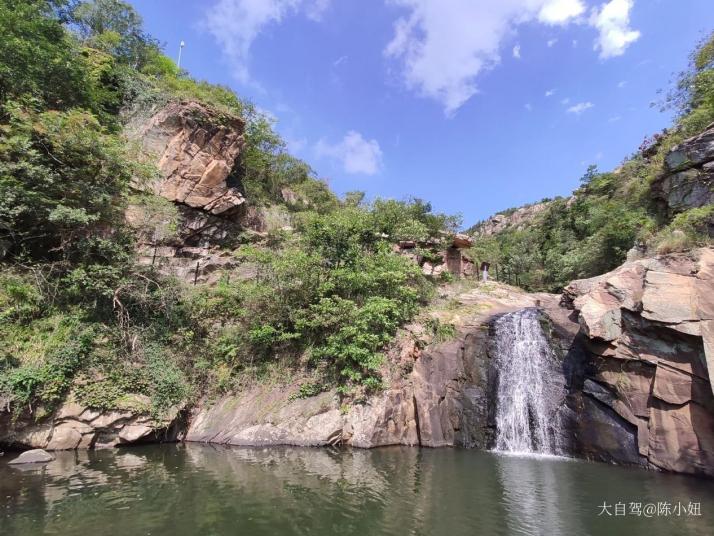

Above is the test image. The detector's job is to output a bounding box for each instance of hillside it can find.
[0,0,713,473]
[0,0,465,430]
[466,37,714,292]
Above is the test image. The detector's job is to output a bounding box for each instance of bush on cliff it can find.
[192,205,433,395]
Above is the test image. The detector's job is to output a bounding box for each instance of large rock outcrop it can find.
[184,328,495,449]
[652,123,714,217]
[126,101,279,284]
[0,395,183,450]
[137,101,246,216]
[562,247,714,476]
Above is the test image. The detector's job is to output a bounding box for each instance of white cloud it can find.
[305,0,332,21]
[384,0,585,116]
[608,115,621,122]
[286,137,308,153]
[617,80,627,88]
[547,38,558,47]
[524,103,533,111]
[513,44,521,59]
[333,55,348,67]
[561,97,570,105]
[538,0,585,24]
[591,0,640,58]
[315,131,383,175]
[545,89,555,97]
[567,101,594,114]
[202,0,332,83]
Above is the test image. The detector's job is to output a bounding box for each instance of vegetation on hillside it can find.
[0,0,459,418]
[1,1,711,422]
[469,32,714,292]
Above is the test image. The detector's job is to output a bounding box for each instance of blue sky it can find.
[130,0,714,226]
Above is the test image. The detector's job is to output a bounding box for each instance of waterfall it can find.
[493,308,561,455]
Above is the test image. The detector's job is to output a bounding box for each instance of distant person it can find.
[480,261,490,282]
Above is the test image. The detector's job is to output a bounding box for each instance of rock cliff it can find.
[137,101,246,216]
[184,284,562,450]
[470,201,554,237]
[562,247,714,476]
[127,101,268,284]
[0,394,183,450]
[652,123,714,218]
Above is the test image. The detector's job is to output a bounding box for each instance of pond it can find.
[1,444,712,536]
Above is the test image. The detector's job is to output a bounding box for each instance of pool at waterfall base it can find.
[1,444,713,536]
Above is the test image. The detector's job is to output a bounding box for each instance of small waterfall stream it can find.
[493,308,562,455]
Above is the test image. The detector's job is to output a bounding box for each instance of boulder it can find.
[8,449,54,465]
[452,233,473,248]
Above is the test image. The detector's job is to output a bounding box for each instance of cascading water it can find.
[493,308,562,455]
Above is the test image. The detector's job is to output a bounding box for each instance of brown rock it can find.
[641,271,698,327]
[566,247,714,475]
[648,399,714,476]
[135,101,246,216]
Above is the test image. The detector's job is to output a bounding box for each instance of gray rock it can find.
[0,395,183,451]
[664,124,714,172]
[8,449,54,465]
[653,124,714,217]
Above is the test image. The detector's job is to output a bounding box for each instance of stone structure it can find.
[399,234,475,278]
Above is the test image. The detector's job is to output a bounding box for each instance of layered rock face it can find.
[127,101,260,283]
[0,395,183,450]
[652,123,714,218]
[562,247,714,476]
[138,101,246,216]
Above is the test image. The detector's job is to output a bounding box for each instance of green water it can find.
[1,444,712,536]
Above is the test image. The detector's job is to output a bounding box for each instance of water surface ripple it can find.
[1,444,712,536]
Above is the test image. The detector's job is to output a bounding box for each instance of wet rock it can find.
[186,289,567,452]
[8,449,54,465]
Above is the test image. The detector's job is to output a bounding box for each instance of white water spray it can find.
[493,308,561,455]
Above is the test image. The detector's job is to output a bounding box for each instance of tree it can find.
[0,105,141,260]
[0,0,89,108]
[71,0,157,67]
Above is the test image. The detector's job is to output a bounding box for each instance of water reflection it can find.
[1,445,712,536]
